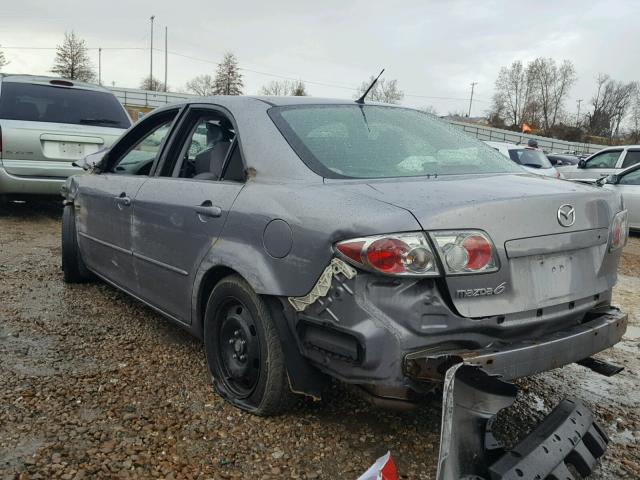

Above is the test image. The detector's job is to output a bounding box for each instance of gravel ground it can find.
[0,200,638,480]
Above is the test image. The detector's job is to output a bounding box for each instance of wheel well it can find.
[198,266,237,329]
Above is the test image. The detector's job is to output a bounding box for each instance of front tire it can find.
[204,275,295,416]
[61,204,91,283]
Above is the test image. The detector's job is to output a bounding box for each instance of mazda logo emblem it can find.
[557,204,576,227]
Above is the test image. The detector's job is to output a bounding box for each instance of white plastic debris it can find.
[356,451,397,480]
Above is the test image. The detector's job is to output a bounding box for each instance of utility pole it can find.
[150,15,155,89]
[576,99,583,127]
[164,26,168,92]
[468,82,477,117]
[98,48,102,85]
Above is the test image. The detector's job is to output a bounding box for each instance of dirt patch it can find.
[0,201,638,479]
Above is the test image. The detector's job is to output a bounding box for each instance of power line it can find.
[2,44,490,103]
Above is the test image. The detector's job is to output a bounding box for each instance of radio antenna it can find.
[355,69,385,104]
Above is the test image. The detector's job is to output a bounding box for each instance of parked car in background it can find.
[598,162,640,231]
[484,140,562,178]
[0,74,131,198]
[558,145,640,181]
[547,153,581,166]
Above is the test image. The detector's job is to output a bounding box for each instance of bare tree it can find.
[140,76,167,92]
[0,46,9,71]
[259,79,307,96]
[420,105,439,116]
[51,31,95,82]
[586,74,638,141]
[355,76,404,104]
[527,58,576,134]
[185,74,216,96]
[213,53,243,96]
[491,61,534,127]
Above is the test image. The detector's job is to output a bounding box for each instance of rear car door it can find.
[574,149,622,180]
[131,106,245,323]
[619,149,640,170]
[76,108,180,293]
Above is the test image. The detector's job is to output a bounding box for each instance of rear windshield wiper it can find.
[521,163,542,169]
[79,118,122,126]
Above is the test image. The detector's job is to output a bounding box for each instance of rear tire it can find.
[204,275,295,416]
[61,204,91,283]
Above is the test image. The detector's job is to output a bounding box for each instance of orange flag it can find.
[522,122,532,133]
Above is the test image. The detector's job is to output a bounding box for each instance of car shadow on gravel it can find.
[0,197,62,220]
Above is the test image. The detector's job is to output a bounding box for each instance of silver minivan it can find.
[0,74,131,197]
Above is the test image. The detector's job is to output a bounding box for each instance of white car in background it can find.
[484,141,562,178]
[558,145,640,182]
[597,162,640,231]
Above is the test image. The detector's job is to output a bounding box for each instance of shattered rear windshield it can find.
[268,105,522,179]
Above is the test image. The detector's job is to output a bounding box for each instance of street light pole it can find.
[164,26,168,92]
[98,47,102,85]
[150,15,155,89]
[576,99,583,127]
[468,82,477,117]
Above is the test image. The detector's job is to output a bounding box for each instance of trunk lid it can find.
[330,173,622,317]
[0,119,123,177]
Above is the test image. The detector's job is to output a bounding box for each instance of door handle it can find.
[115,193,131,208]
[195,203,222,218]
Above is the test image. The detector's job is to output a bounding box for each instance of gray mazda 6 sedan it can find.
[61,96,629,416]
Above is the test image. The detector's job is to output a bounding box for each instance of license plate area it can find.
[59,142,84,158]
[530,253,577,302]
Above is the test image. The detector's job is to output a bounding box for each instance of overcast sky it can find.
[1,0,638,116]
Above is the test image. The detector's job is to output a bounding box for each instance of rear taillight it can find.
[336,233,439,276]
[430,230,499,274]
[610,210,629,251]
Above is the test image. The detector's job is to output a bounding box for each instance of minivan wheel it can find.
[204,275,295,416]
[61,204,92,283]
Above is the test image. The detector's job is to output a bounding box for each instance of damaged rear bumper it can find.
[405,306,628,382]
[436,364,610,480]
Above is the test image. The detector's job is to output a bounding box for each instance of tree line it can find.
[0,31,412,103]
[489,58,640,144]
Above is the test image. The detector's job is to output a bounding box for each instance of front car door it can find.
[573,149,623,180]
[76,108,180,293]
[131,106,246,323]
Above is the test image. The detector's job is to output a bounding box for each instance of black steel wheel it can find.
[215,298,261,397]
[204,275,295,416]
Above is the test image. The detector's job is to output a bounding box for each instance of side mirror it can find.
[577,159,586,169]
[73,148,108,171]
[595,174,617,186]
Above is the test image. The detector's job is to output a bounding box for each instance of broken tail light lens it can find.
[430,231,499,274]
[335,233,439,276]
[610,210,629,251]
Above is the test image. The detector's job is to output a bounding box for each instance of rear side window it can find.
[0,82,131,129]
[508,148,552,169]
[621,150,640,169]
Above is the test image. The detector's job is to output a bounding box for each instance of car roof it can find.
[484,141,520,149]
[163,95,397,109]
[0,73,113,94]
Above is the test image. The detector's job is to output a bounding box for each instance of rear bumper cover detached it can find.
[436,364,610,480]
[406,306,628,382]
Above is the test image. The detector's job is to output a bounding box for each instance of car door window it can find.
[621,150,640,169]
[619,169,640,185]
[584,151,621,169]
[111,121,173,176]
[164,111,240,181]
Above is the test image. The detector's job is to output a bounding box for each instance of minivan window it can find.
[269,105,521,179]
[0,82,131,129]
[508,148,552,169]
